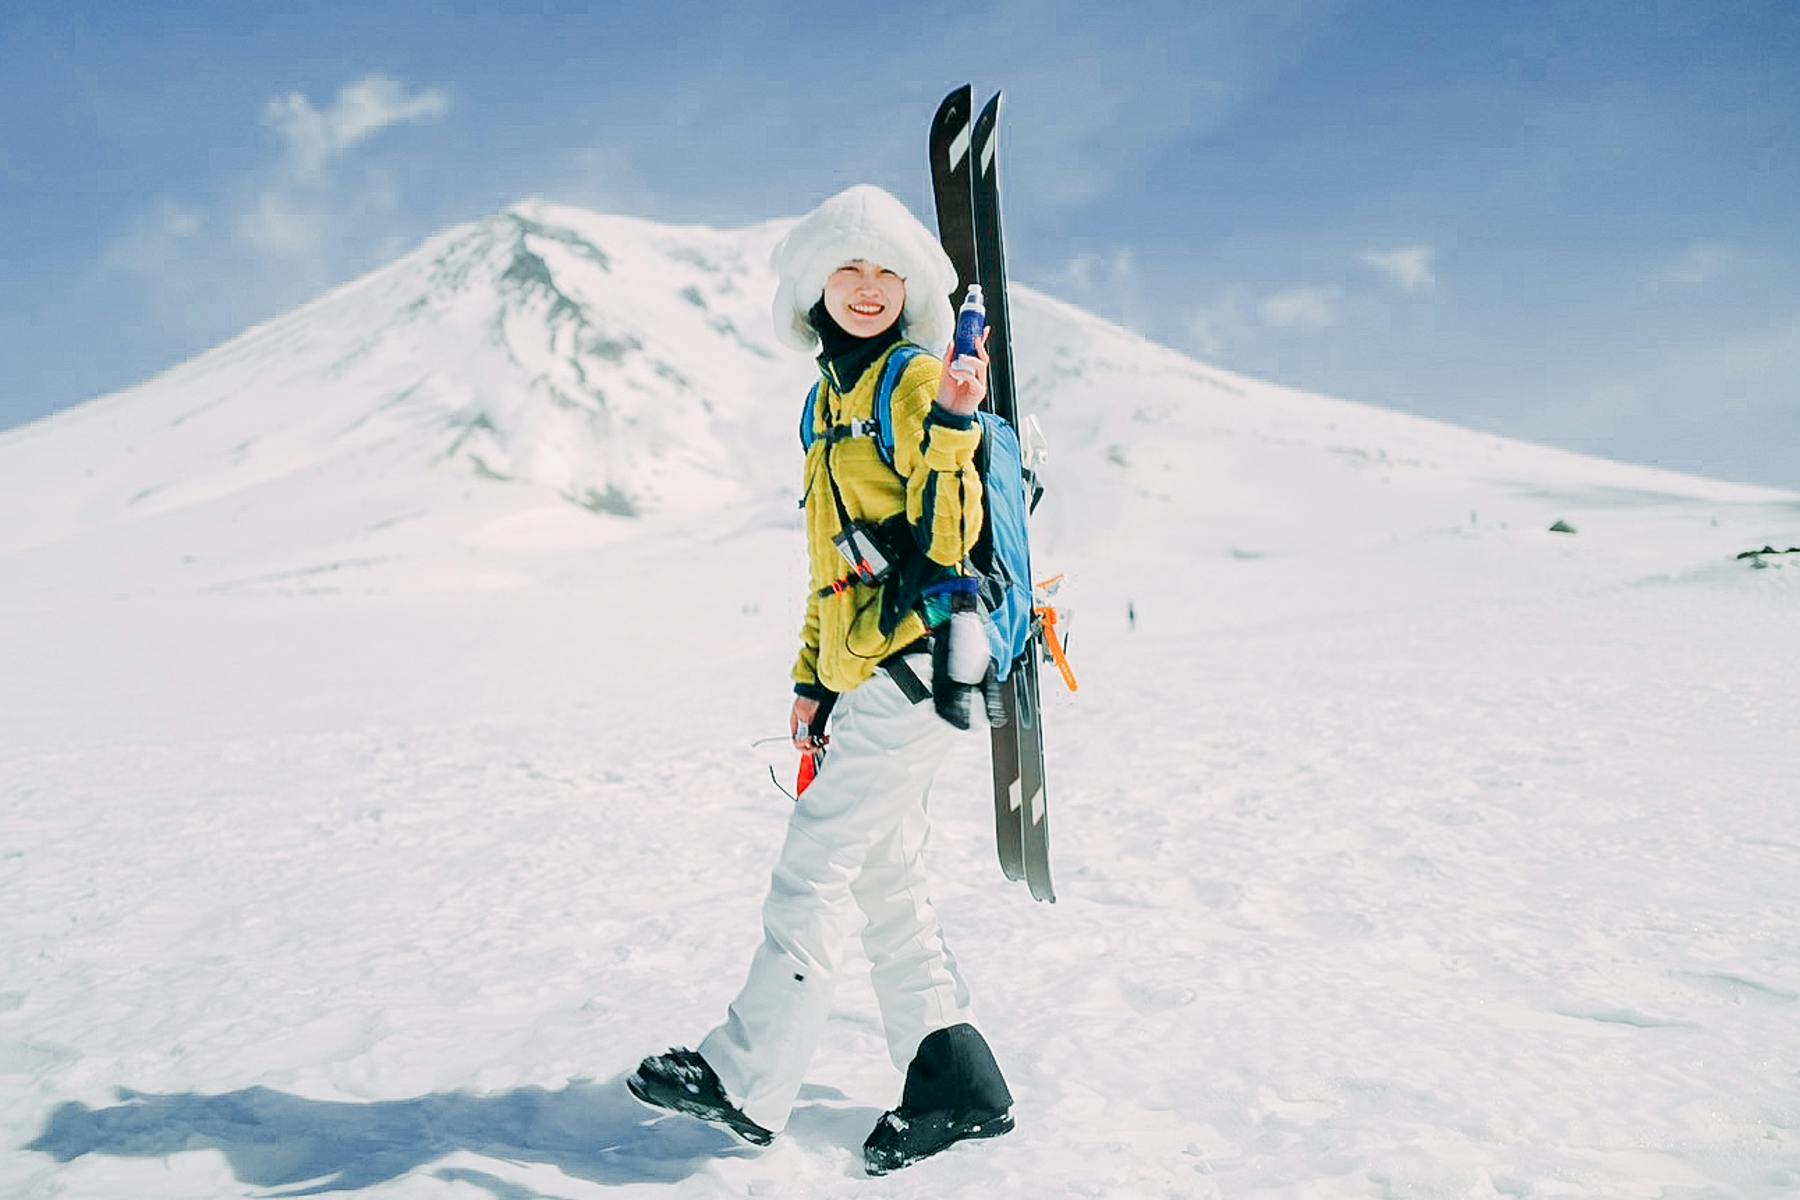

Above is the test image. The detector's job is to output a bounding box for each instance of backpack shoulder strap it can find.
[870,343,926,468]
[798,380,822,452]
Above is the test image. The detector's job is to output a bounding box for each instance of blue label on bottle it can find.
[954,307,986,357]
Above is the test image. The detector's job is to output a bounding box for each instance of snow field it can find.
[4,198,1798,1196]
[5,534,1798,1198]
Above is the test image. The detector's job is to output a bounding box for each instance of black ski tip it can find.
[933,84,973,131]
[972,92,1006,187]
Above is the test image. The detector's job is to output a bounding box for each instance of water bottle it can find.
[950,284,985,380]
[946,591,990,685]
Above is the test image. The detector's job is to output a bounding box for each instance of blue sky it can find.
[3,0,1796,488]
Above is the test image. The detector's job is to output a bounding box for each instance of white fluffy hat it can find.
[770,184,958,353]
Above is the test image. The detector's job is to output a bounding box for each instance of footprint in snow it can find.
[1120,979,1198,1015]
[1670,970,1798,1005]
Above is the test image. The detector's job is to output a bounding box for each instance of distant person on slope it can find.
[628,184,1014,1175]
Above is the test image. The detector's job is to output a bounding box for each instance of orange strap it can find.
[1035,606,1080,693]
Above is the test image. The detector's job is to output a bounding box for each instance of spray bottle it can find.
[949,283,985,381]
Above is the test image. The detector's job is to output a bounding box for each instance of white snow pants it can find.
[698,650,977,1132]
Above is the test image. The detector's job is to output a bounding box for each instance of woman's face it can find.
[822,260,906,338]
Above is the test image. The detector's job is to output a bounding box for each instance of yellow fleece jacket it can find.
[793,344,984,695]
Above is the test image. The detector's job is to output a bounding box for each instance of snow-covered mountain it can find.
[0,203,805,593]
[2,198,1791,604]
[7,202,1800,1200]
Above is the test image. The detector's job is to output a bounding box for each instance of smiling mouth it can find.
[848,302,885,316]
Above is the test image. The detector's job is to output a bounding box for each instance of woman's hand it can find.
[790,695,823,751]
[935,327,990,417]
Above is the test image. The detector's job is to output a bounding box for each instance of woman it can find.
[628,185,1014,1175]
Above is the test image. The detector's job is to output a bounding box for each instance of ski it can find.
[931,85,1053,901]
[932,86,1027,885]
[929,86,979,313]
[970,92,1054,903]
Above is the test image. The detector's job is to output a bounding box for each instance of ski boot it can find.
[863,1024,1014,1175]
[627,1047,775,1146]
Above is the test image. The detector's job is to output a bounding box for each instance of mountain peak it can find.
[1,201,1791,597]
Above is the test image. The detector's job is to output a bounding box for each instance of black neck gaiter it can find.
[810,299,906,394]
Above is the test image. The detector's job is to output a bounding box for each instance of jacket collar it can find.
[810,300,906,395]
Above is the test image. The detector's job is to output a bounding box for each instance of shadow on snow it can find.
[23,1074,872,1195]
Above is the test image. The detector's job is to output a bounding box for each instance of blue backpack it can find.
[799,344,1038,683]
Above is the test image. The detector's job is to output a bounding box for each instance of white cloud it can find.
[263,75,449,182]
[1188,288,1254,357]
[234,191,328,259]
[1057,247,1145,329]
[1062,247,1137,295]
[1187,282,1344,356]
[1651,242,1734,289]
[97,197,241,338]
[101,198,208,276]
[237,77,447,264]
[107,75,449,279]
[99,75,450,340]
[1258,285,1342,330]
[1358,245,1436,293]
